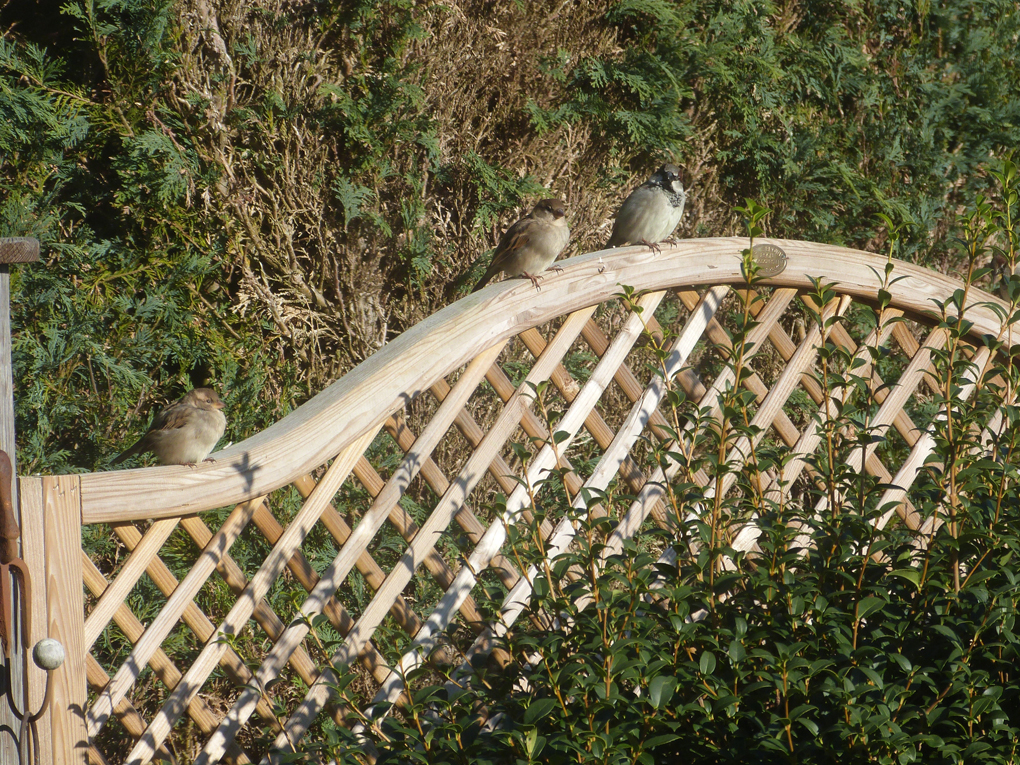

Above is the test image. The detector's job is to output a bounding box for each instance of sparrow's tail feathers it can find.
[471,267,498,293]
[606,224,634,249]
[111,439,144,466]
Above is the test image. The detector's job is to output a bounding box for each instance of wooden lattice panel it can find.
[23,238,1014,765]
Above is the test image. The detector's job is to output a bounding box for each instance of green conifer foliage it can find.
[2,0,1019,474]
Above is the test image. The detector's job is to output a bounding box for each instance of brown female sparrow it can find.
[472,198,570,292]
[112,388,227,466]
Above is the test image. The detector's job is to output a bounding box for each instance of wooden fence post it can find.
[18,476,51,764]
[43,475,87,763]
[0,237,43,763]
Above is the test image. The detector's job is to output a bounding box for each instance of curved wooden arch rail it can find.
[75,237,1006,524]
[29,237,1013,765]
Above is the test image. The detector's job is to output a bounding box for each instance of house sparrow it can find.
[472,198,570,292]
[606,164,687,252]
[112,388,227,466]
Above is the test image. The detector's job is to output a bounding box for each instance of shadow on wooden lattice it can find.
[11,237,1015,764]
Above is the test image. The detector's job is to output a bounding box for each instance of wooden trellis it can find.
[11,237,1013,764]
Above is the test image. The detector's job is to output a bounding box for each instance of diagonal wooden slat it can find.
[366,290,675,712]
[879,345,994,534]
[761,307,900,505]
[290,472,427,643]
[261,307,596,762]
[88,496,266,737]
[391,288,734,714]
[669,291,844,534]
[771,315,910,504]
[381,410,534,661]
[450,286,734,673]
[717,296,851,553]
[595,288,798,572]
[725,297,850,493]
[677,289,915,493]
[178,513,325,686]
[102,520,284,732]
[516,320,673,528]
[830,317,922,448]
[809,325,949,517]
[194,338,509,765]
[383,412,523,592]
[84,518,180,651]
[350,453,488,632]
[776,324,951,555]
[580,316,680,443]
[671,291,803,451]
[892,320,943,397]
[85,653,186,765]
[81,555,248,764]
[430,365,617,625]
[248,485,396,680]
[685,289,898,487]
[124,425,382,765]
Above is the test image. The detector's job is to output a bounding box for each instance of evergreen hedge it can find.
[3,0,1019,471]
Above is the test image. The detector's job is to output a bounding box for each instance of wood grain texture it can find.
[405,287,731,706]
[350,455,486,631]
[265,308,595,761]
[74,239,1009,524]
[87,496,264,739]
[0,237,40,263]
[19,477,52,765]
[83,517,179,650]
[44,475,88,765]
[195,340,507,765]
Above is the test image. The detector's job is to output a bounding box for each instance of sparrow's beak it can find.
[215,399,226,410]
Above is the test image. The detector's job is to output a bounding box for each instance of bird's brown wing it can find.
[152,402,193,432]
[111,402,192,464]
[488,217,536,271]
[472,216,537,292]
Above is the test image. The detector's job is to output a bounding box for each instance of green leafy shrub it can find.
[295,180,1020,765]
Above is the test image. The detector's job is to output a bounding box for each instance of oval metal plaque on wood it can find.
[749,242,788,278]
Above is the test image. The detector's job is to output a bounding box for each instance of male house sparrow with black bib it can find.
[472,198,570,292]
[606,164,687,252]
[112,388,227,466]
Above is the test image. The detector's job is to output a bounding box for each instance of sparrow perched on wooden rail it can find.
[472,198,570,292]
[112,388,227,466]
[606,164,687,252]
